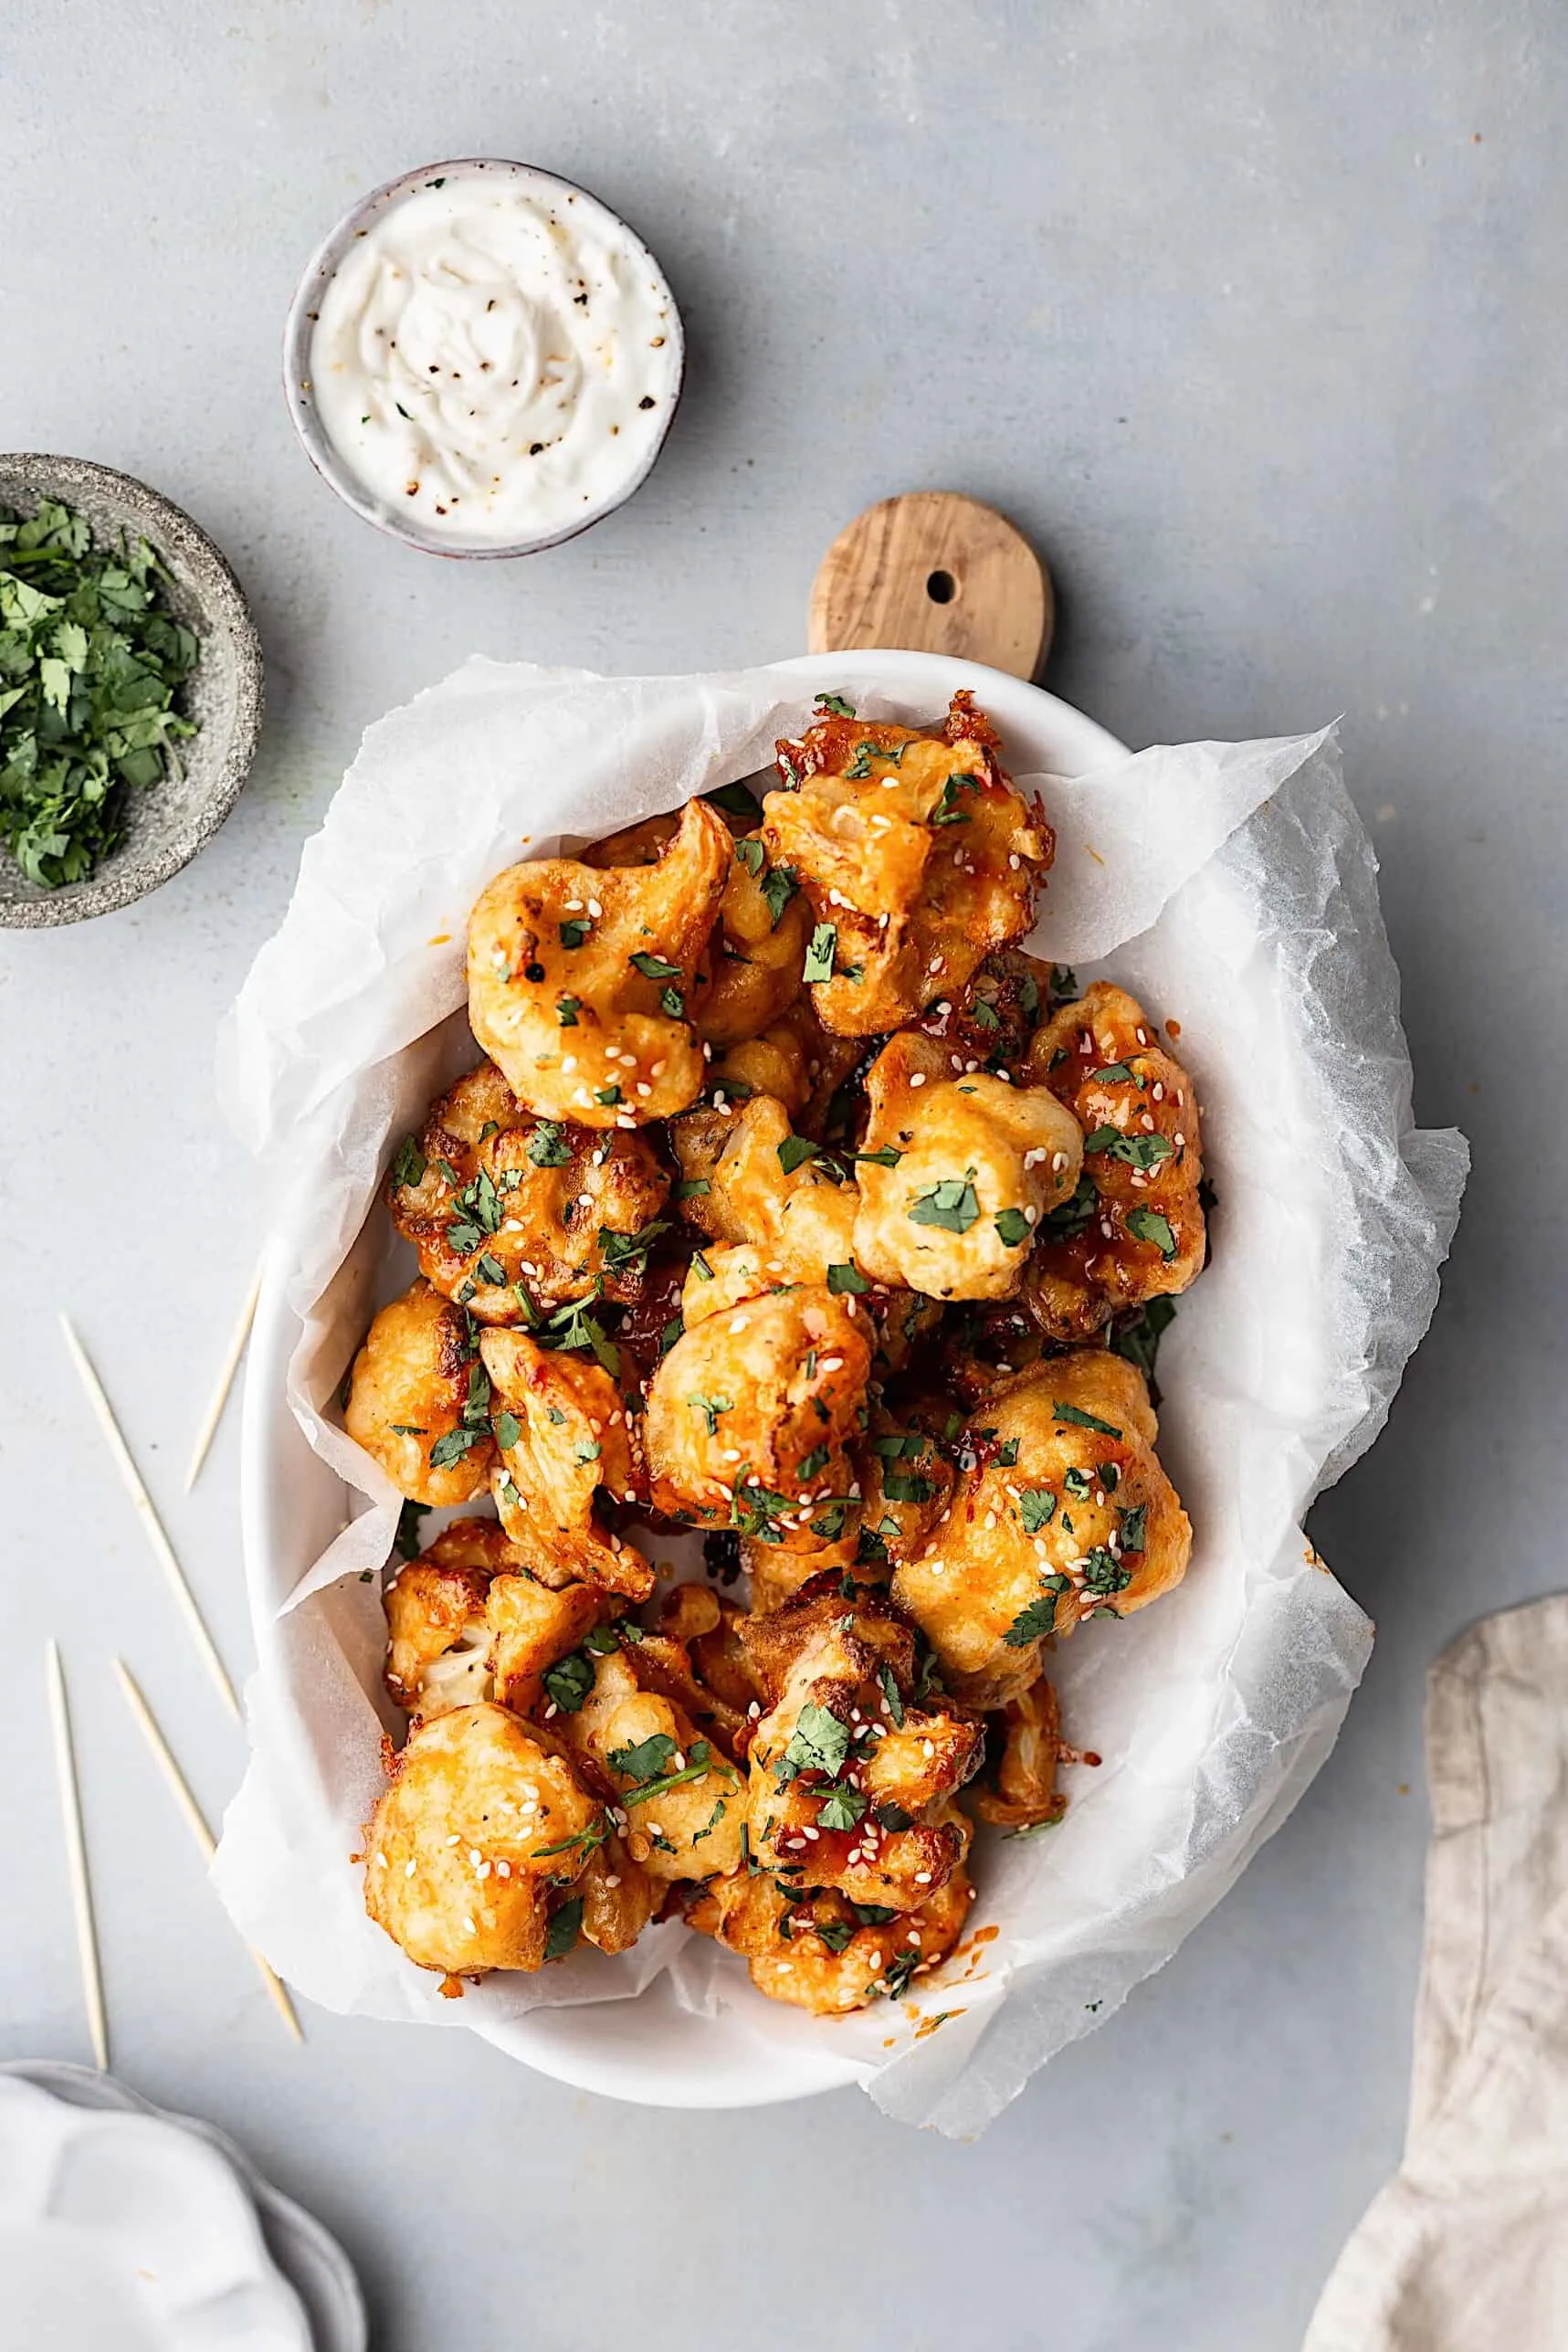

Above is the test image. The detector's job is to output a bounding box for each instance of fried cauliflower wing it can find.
[363,1702,603,1977]
[763,692,1052,1036]
[557,1651,746,1881]
[384,1520,605,1723]
[692,837,812,1048]
[387,1060,671,1319]
[479,1327,653,1598]
[468,797,731,1128]
[689,1829,974,2014]
[891,1351,1192,1707]
[739,1576,983,1911]
[1022,981,1205,1341]
[672,1093,863,1288]
[344,1279,495,1505]
[644,1285,870,1545]
[851,1032,1084,1302]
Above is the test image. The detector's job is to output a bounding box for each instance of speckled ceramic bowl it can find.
[0,455,263,928]
[282,158,685,559]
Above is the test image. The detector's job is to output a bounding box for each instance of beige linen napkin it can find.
[1305,1594,1568,2349]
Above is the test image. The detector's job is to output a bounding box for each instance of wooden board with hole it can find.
[809,490,1054,680]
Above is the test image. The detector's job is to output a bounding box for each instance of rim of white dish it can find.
[281,157,686,562]
[239,651,1129,2109]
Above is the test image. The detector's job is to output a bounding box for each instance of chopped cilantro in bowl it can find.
[0,455,261,926]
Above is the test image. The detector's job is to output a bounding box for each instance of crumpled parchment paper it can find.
[213,657,1467,2135]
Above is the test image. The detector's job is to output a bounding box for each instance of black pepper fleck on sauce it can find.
[638,396,657,409]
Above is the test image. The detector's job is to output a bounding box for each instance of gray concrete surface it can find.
[1,4,1560,2345]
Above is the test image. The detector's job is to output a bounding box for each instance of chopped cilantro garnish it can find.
[674,1176,710,1200]
[556,995,581,1026]
[1004,1578,1072,1644]
[854,1145,903,1168]
[704,778,765,821]
[826,1261,869,1293]
[559,918,590,949]
[595,1084,622,1107]
[528,1121,573,1167]
[600,1218,670,1272]
[629,950,682,980]
[818,1784,868,1831]
[1018,1488,1058,1533]
[779,1701,849,1785]
[659,985,686,1018]
[878,1662,904,1727]
[814,692,856,718]
[1083,1123,1173,1171]
[1126,1206,1179,1260]
[760,863,799,927]
[688,1392,733,1437]
[930,771,978,826]
[542,1652,595,1713]
[494,1409,521,1451]
[544,1897,583,1959]
[994,1207,1031,1246]
[391,1135,426,1189]
[803,923,837,984]
[1052,1401,1123,1436]
[1119,1503,1148,1554]
[908,1175,980,1234]
[777,1134,821,1176]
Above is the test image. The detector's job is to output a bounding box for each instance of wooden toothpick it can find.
[46,1641,109,2073]
[58,1316,240,1722]
[113,1661,302,2046]
[184,1259,264,1492]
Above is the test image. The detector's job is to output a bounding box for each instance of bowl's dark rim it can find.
[281,156,686,562]
[0,453,264,929]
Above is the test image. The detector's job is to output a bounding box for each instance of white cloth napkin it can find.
[1304,1594,1568,2349]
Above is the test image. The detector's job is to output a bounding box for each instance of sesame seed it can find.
[405,1859,417,1877]
[909,1072,926,1088]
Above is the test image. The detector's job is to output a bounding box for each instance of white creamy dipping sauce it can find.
[308,171,680,549]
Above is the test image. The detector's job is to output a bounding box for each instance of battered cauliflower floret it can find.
[344,1279,495,1506]
[971,1674,1072,1831]
[763,691,1053,1036]
[557,1651,746,1881]
[851,1031,1084,1302]
[467,797,731,1128]
[479,1328,653,1599]
[689,1828,975,2013]
[655,1585,765,1735]
[644,1285,870,1546]
[384,1521,605,1723]
[691,837,812,1047]
[363,1703,604,1978]
[891,1351,1192,1708]
[738,1576,983,1912]
[1022,981,1205,1342]
[387,1060,670,1320]
[672,1093,864,1289]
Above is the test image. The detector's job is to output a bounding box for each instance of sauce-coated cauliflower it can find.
[387,1060,670,1319]
[852,1032,1084,1301]
[689,1826,974,2013]
[763,692,1052,1035]
[739,1576,984,1912]
[891,1351,1192,1707]
[644,1285,870,1546]
[556,1650,746,1881]
[383,1517,602,1721]
[363,1703,603,1978]
[479,1328,653,1598]
[344,1279,495,1505]
[1022,981,1205,1341]
[468,797,731,1128]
